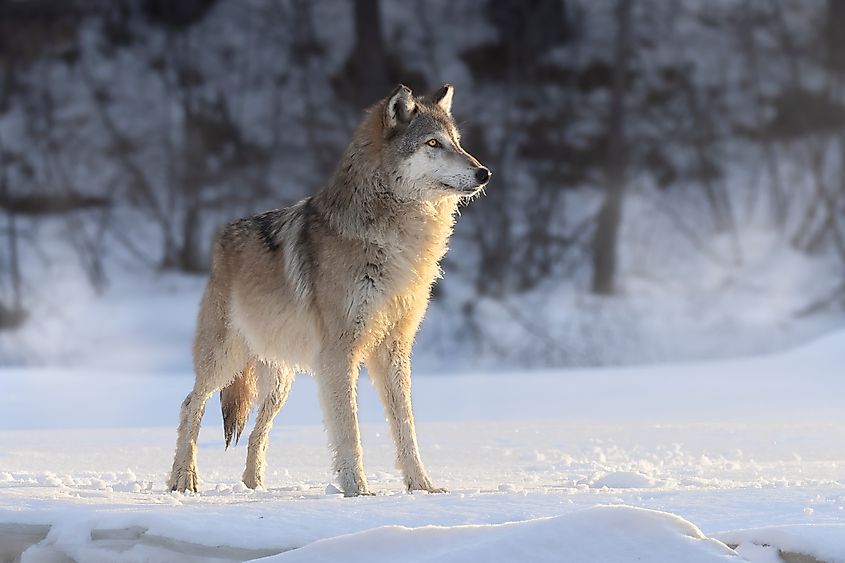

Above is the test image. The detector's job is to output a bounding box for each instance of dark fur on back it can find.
[251,211,283,252]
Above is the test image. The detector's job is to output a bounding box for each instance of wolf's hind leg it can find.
[242,363,294,489]
[168,387,212,493]
[169,322,248,493]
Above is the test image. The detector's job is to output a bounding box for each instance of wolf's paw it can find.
[423,485,448,494]
[242,473,263,490]
[406,475,447,494]
[169,468,199,493]
[343,488,376,498]
[337,468,371,497]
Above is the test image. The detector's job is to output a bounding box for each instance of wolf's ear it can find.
[432,84,454,115]
[385,84,416,129]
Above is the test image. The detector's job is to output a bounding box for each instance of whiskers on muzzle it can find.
[457,182,488,202]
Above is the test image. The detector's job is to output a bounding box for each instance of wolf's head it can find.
[377,84,491,200]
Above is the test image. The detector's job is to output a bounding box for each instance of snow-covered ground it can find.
[1,331,844,562]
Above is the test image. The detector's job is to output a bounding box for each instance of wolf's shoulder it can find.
[218,198,315,252]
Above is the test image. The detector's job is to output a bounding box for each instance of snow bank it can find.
[260,506,737,563]
[718,525,845,563]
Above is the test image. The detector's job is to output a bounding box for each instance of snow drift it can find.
[259,506,738,563]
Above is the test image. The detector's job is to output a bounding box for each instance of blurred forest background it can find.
[1,0,844,370]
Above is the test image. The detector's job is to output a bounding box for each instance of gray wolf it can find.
[168,84,490,496]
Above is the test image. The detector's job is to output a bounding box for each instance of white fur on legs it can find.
[168,389,212,492]
[367,340,444,493]
[170,320,248,493]
[242,363,293,489]
[316,355,371,496]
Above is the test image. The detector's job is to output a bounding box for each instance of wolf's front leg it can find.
[316,355,371,496]
[367,341,445,493]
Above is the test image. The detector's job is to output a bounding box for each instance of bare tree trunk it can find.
[348,0,390,109]
[6,214,20,310]
[736,4,788,225]
[827,0,845,72]
[591,0,632,295]
[179,205,204,273]
[0,156,26,329]
[292,0,341,171]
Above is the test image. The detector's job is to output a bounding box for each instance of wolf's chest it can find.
[372,242,437,302]
[347,231,445,333]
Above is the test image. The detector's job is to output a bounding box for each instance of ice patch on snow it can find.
[718,525,845,563]
[22,524,287,563]
[0,523,51,563]
[733,541,785,563]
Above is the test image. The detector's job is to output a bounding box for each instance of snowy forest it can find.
[1,0,845,369]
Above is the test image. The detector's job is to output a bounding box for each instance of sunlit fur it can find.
[168,84,490,496]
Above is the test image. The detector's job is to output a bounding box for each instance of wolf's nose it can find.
[475,167,491,184]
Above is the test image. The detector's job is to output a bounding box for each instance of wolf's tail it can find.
[220,362,257,449]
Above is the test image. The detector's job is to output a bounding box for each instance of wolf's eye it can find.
[426,139,442,148]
